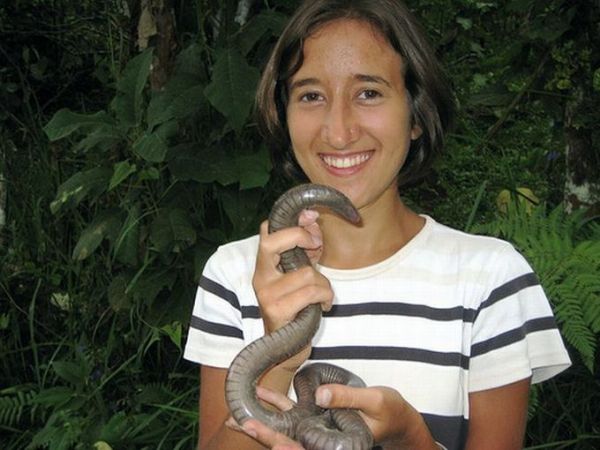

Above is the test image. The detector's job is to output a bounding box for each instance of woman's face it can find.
[286,19,421,210]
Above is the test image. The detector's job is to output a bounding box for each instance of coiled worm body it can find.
[225,184,373,450]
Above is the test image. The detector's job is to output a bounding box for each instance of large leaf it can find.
[220,188,263,238]
[203,48,260,132]
[167,144,238,185]
[167,144,270,188]
[109,160,137,191]
[43,109,115,141]
[236,145,271,189]
[113,202,142,266]
[74,124,124,153]
[149,208,196,254]
[147,77,207,129]
[129,270,177,305]
[72,209,122,260]
[50,167,112,214]
[108,275,131,312]
[52,360,90,386]
[110,48,153,128]
[236,10,288,55]
[133,120,178,162]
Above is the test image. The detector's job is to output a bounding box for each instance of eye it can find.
[357,89,382,100]
[299,92,323,102]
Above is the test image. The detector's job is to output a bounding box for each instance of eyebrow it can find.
[354,74,392,87]
[288,73,392,92]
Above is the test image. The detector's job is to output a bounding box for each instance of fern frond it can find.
[0,387,36,428]
[554,284,597,371]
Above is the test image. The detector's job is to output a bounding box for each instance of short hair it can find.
[255,0,455,187]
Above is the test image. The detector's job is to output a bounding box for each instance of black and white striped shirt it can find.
[184,215,571,449]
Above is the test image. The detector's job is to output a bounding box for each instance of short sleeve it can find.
[183,248,246,368]
[469,245,571,392]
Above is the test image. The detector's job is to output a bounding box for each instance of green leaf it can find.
[221,188,262,238]
[456,17,472,30]
[203,48,260,132]
[109,160,137,190]
[133,120,178,162]
[161,321,182,350]
[72,209,122,260]
[236,146,271,189]
[108,275,131,312]
[593,68,600,92]
[130,270,177,304]
[173,42,207,78]
[110,48,153,128]
[150,208,196,254]
[168,144,238,185]
[236,10,288,55]
[114,202,142,266]
[32,387,75,407]
[51,167,112,214]
[52,361,89,386]
[43,109,114,141]
[147,79,207,129]
[75,124,124,153]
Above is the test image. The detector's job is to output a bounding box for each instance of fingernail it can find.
[303,209,319,220]
[316,388,331,407]
[243,424,257,439]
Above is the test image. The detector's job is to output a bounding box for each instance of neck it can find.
[318,189,424,269]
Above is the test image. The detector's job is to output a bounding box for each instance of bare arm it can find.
[199,365,265,450]
[465,378,531,450]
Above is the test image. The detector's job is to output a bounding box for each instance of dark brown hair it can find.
[255,0,455,187]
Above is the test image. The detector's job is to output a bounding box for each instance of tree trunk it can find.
[0,167,5,248]
[137,0,178,91]
[564,87,600,215]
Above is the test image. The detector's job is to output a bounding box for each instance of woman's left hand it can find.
[314,384,435,447]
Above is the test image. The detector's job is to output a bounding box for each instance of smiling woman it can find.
[285,19,420,212]
[183,1,571,449]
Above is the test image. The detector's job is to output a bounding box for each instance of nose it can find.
[321,98,359,149]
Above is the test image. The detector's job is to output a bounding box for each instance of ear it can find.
[411,124,423,140]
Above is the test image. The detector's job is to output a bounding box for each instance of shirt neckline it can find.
[316,214,434,281]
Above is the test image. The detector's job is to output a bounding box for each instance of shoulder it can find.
[421,215,529,272]
[201,234,259,295]
[206,234,260,271]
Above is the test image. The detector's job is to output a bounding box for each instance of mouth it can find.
[319,151,373,170]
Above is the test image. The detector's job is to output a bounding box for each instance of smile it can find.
[320,151,373,169]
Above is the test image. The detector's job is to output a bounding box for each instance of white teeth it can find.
[322,153,370,169]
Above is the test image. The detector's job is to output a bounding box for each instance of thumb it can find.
[315,384,366,410]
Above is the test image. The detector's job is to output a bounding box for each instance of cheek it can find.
[287,111,320,150]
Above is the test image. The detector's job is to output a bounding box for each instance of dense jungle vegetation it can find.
[1,0,599,448]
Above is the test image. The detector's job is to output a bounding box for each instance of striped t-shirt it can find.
[184,215,571,449]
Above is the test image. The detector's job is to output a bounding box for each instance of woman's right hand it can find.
[252,210,334,371]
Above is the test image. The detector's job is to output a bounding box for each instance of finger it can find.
[258,222,323,265]
[301,219,323,265]
[267,272,334,314]
[315,384,374,411]
[225,416,243,432]
[256,386,295,411]
[297,209,319,227]
[242,419,304,449]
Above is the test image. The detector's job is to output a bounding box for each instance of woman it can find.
[184,1,571,449]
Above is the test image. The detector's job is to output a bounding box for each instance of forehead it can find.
[296,19,404,76]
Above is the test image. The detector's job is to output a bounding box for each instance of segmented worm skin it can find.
[225,184,374,450]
